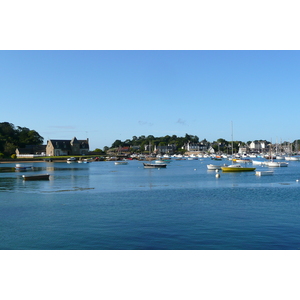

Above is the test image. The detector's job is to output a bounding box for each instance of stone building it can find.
[46,137,89,156]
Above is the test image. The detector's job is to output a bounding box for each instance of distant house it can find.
[249,141,267,153]
[120,146,130,153]
[156,145,176,154]
[208,146,215,154]
[16,145,47,158]
[238,146,248,154]
[184,142,208,152]
[46,137,89,156]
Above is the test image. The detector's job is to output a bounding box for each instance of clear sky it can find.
[1,50,300,150]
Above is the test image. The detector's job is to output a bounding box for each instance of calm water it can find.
[1,158,300,250]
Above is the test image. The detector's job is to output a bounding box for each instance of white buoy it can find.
[296,179,299,182]
[216,173,220,178]
[215,169,219,173]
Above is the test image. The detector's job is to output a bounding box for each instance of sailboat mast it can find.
[231,121,234,156]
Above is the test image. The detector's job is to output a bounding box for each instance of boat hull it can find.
[221,167,256,172]
[115,161,128,165]
[207,164,223,170]
[143,163,167,169]
[22,174,50,181]
[256,171,274,176]
[265,162,288,167]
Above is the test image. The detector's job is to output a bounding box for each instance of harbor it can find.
[1,157,300,250]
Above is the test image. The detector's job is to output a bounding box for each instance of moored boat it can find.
[235,159,252,163]
[154,159,168,164]
[211,157,222,161]
[285,156,300,161]
[265,161,288,167]
[255,171,274,176]
[15,164,33,171]
[115,160,128,165]
[221,164,256,172]
[207,164,226,170]
[22,174,50,181]
[252,160,265,165]
[67,157,77,163]
[143,163,167,169]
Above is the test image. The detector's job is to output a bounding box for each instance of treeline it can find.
[110,133,203,149]
[0,122,43,156]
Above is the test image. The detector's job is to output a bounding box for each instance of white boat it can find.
[155,159,168,164]
[285,156,300,161]
[15,164,33,171]
[265,161,288,167]
[143,162,167,169]
[235,159,252,163]
[82,158,93,163]
[252,160,264,165]
[265,143,288,167]
[115,160,128,165]
[67,157,76,163]
[207,164,224,170]
[188,155,198,160]
[255,171,274,176]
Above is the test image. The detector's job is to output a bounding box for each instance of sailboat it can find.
[143,141,167,168]
[221,122,256,172]
[265,142,288,167]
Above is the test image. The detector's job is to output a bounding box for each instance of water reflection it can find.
[0,162,93,194]
[0,177,19,191]
[0,167,15,173]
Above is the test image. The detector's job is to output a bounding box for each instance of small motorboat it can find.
[15,164,33,171]
[285,156,300,161]
[207,164,224,170]
[67,157,77,163]
[235,159,252,163]
[155,159,169,164]
[143,163,167,169]
[115,160,128,165]
[252,160,264,165]
[221,164,256,172]
[265,161,288,167]
[22,174,50,181]
[255,171,274,176]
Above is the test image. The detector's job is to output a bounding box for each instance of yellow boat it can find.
[221,164,256,172]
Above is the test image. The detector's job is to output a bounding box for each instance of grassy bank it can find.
[0,155,105,163]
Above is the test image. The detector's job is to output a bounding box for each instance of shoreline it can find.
[0,159,66,164]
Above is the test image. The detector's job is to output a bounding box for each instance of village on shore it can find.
[12,136,300,163]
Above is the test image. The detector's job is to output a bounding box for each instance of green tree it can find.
[0,122,43,154]
[3,141,16,156]
[111,139,122,148]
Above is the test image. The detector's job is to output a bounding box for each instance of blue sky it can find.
[1,50,300,149]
